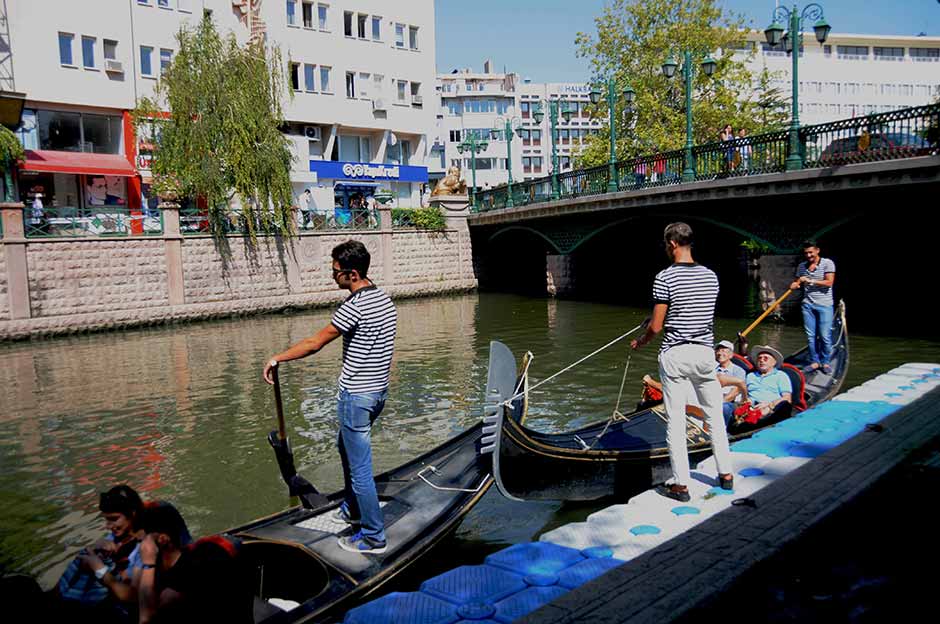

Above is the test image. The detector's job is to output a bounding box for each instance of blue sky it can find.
[435,0,940,82]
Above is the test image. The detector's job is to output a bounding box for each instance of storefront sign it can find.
[310,160,428,183]
[552,84,591,95]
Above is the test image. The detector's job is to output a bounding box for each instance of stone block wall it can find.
[392,230,471,285]
[182,237,292,304]
[0,249,7,321]
[25,240,169,318]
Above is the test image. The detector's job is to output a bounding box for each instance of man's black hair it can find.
[99,484,143,518]
[332,240,370,278]
[802,239,819,250]
[664,222,694,247]
[141,502,191,548]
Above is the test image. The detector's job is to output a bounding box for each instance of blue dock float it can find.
[343,363,940,624]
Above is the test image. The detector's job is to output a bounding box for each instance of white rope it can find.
[587,354,632,450]
[500,323,645,407]
[417,465,490,493]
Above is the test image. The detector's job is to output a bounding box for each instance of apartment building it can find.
[739,31,940,126]
[2,0,435,217]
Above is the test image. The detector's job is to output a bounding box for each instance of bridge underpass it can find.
[468,156,940,336]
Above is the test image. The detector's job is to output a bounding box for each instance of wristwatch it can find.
[94,566,108,580]
[141,563,156,570]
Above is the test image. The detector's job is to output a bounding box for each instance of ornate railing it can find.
[473,103,940,212]
[180,207,380,234]
[24,207,164,238]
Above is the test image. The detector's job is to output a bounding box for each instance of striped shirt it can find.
[796,257,836,307]
[652,263,720,353]
[331,285,397,393]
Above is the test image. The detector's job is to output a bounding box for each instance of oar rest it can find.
[780,363,808,412]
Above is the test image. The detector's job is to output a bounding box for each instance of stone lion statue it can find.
[431,166,468,196]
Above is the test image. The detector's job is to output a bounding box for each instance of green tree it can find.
[0,125,25,201]
[134,15,293,240]
[574,0,766,166]
[749,64,790,134]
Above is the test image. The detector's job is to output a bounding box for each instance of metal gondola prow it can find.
[481,341,526,502]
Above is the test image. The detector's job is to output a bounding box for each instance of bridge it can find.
[467,104,940,316]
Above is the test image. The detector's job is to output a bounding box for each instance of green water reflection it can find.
[0,293,938,588]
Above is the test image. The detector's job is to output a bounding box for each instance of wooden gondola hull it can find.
[487,302,849,502]
[221,422,493,623]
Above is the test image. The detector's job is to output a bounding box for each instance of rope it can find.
[500,323,645,407]
[587,354,632,450]
[417,465,490,493]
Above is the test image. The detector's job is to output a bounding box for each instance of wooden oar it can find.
[271,363,287,441]
[736,288,794,354]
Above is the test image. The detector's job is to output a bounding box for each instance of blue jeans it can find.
[337,388,388,543]
[801,302,834,366]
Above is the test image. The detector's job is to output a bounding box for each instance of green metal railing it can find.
[473,103,940,212]
[24,207,164,238]
[181,207,380,235]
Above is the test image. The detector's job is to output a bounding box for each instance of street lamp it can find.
[456,131,489,205]
[590,79,636,192]
[490,116,524,207]
[662,50,718,182]
[533,98,573,200]
[765,3,830,170]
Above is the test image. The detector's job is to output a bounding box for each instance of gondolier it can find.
[263,240,396,554]
[631,222,734,501]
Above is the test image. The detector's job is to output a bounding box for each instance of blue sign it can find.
[309,160,428,183]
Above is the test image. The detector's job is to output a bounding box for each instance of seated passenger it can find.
[138,504,250,624]
[726,345,792,424]
[56,485,145,616]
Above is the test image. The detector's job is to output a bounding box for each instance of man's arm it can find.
[630,303,667,350]
[137,537,159,624]
[263,324,342,384]
[718,374,748,401]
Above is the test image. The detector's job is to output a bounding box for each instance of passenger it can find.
[726,345,792,424]
[56,485,145,616]
[137,503,249,624]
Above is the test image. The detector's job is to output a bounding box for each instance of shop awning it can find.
[20,150,138,177]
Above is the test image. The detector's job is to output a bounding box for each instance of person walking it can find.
[789,240,836,374]
[263,240,397,554]
[631,222,734,501]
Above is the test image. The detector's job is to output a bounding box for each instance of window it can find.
[82,36,96,69]
[287,0,296,25]
[177,0,192,12]
[874,47,904,60]
[520,102,530,118]
[38,110,81,151]
[409,26,418,50]
[446,101,461,116]
[345,71,355,98]
[304,64,316,91]
[157,0,170,7]
[357,14,367,38]
[532,157,543,172]
[58,32,74,65]
[290,63,300,91]
[338,135,371,162]
[319,66,331,92]
[449,130,461,142]
[140,45,154,76]
[837,45,868,59]
[81,114,122,154]
[344,11,353,37]
[372,16,381,41]
[396,79,407,103]
[395,23,405,48]
[160,48,172,74]
[318,4,328,29]
[358,72,370,98]
[910,47,940,61]
[496,100,510,115]
[410,82,421,103]
[302,2,313,27]
[138,0,150,4]
[560,129,570,144]
[401,140,411,166]
[521,129,530,145]
[103,39,117,60]
[823,44,832,56]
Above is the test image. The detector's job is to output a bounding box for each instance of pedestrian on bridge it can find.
[631,222,734,501]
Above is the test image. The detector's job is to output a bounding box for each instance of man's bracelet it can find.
[141,562,156,569]
[269,358,279,368]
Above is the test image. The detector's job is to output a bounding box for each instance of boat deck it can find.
[341,362,940,623]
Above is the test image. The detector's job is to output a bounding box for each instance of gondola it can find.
[221,368,493,623]
[481,301,848,502]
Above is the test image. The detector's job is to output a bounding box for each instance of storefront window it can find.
[38,110,82,152]
[82,114,122,154]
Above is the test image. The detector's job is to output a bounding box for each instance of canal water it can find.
[1,293,939,590]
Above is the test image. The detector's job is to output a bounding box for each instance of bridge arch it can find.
[486,226,564,254]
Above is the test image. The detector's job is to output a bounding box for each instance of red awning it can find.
[20,150,138,177]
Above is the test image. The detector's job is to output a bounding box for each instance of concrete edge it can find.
[519,386,940,624]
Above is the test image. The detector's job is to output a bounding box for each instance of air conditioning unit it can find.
[303,125,321,141]
[104,59,124,73]
[411,94,423,105]
[372,98,387,112]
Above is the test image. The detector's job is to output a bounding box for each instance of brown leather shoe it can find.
[655,483,691,502]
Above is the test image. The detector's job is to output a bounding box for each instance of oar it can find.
[266,364,329,509]
[735,288,794,354]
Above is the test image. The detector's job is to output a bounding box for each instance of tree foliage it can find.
[749,64,790,134]
[134,16,293,240]
[575,0,770,167]
[0,125,25,170]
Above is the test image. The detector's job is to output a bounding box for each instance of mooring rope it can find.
[500,322,645,408]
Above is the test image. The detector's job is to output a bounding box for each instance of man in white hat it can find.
[715,340,747,423]
[743,345,792,419]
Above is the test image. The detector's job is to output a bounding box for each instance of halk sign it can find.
[342,163,400,178]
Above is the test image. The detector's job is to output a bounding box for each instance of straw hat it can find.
[749,344,783,368]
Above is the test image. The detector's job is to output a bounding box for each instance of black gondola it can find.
[481,301,848,502]
[222,369,492,623]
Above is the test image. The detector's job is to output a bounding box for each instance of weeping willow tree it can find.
[0,125,25,201]
[134,15,293,241]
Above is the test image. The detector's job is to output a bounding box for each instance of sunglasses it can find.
[332,268,352,278]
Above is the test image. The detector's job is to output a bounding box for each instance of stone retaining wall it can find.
[0,203,476,341]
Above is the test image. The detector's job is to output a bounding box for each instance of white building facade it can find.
[739,31,940,127]
[3,0,435,221]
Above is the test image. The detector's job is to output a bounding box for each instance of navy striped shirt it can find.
[796,257,836,307]
[331,285,397,393]
[652,263,719,353]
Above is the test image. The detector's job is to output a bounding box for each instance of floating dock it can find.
[343,363,940,624]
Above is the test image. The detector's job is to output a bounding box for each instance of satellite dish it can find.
[388,132,398,146]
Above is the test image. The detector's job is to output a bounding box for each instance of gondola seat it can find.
[780,363,808,412]
[732,353,755,372]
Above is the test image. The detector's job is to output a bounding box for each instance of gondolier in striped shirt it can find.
[631,222,734,501]
[264,240,397,554]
